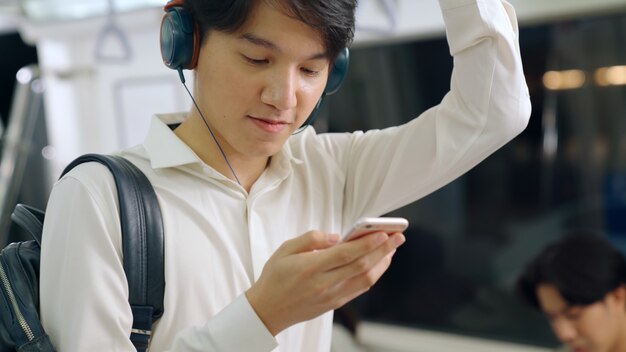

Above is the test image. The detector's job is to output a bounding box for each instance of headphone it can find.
[160,0,349,128]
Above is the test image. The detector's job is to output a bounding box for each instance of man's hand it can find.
[246,230,405,336]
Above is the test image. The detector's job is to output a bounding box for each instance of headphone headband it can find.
[164,0,184,11]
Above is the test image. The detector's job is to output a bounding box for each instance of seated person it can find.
[516,233,626,352]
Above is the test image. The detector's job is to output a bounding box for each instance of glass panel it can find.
[325,10,626,348]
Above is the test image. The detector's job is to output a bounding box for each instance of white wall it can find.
[18,7,192,179]
[0,5,19,34]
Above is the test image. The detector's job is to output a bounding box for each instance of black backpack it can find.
[0,154,165,352]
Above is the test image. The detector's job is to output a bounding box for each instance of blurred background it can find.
[1,0,626,351]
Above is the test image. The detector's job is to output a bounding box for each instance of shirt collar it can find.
[143,113,303,173]
[143,113,203,169]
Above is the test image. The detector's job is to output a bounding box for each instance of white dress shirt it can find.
[40,0,531,351]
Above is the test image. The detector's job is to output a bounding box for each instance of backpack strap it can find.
[11,204,45,246]
[61,154,165,352]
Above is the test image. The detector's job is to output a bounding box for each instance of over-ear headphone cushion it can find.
[325,47,350,95]
[160,5,200,70]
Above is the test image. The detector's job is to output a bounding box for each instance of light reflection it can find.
[595,66,626,86]
[543,70,586,90]
[543,66,626,90]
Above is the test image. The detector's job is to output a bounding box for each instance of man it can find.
[40,0,531,350]
[517,234,626,352]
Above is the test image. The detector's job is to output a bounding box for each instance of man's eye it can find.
[564,311,582,320]
[301,67,321,77]
[242,55,268,65]
[562,307,584,320]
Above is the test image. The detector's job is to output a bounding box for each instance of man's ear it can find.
[609,285,626,308]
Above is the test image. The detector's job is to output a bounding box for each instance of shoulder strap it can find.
[61,154,164,351]
[11,204,45,245]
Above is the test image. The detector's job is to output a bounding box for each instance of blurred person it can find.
[517,233,626,352]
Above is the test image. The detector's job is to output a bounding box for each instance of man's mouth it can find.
[249,115,290,133]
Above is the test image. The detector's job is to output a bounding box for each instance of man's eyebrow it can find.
[240,33,278,50]
[239,33,329,60]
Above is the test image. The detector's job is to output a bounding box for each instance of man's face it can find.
[537,284,626,352]
[192,1,330,161]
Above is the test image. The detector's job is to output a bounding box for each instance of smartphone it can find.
[343,217,408,241]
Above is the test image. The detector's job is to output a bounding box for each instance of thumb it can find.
[279,230,340,255]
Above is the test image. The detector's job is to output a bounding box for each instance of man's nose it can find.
[261,68,298,111]
[552,318,577,343]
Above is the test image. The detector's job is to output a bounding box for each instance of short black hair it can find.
[516,232,626,309]
[184,0,357,60]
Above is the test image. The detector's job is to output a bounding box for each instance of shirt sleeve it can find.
[40,163,277,351]
[166,294,277,351]
[328,0,531,223]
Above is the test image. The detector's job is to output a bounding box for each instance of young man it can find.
[40,0,531,351]
[517,234,626,352]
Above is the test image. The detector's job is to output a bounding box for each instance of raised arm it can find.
[333,0,531,221]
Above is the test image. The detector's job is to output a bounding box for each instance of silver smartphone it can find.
[343,217,409,241]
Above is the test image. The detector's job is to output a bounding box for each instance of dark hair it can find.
[184,0,357,60]
[516,233,626,309]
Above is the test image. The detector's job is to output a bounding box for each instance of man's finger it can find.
[315,232,397,272]
[322,233,404,283]
[327,248,397,304]
[277,230,340,255]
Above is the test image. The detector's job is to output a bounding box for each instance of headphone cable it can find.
[178,68,242,186]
